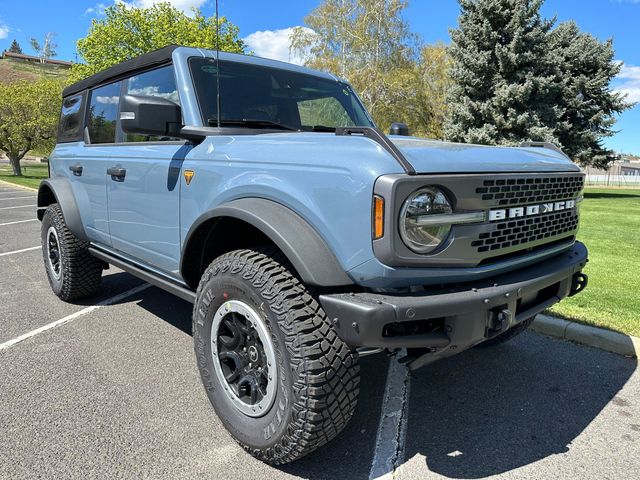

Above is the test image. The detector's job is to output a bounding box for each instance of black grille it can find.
[471,209,578,253]
[475,175,584,206]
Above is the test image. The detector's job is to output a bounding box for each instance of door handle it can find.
[69,164,83,176]
[107,166,126,180]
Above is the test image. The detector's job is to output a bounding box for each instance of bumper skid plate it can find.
[320,242,588,366]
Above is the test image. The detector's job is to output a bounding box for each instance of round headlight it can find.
[399,187,453,253]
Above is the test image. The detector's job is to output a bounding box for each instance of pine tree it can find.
[549,21,632,168]
[8,39,22,54]
[445,0,559,146]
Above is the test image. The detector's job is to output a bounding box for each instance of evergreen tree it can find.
[446,0,632,166]
[8,39,22,54]
[445,0,559,145]
[549,21,632,168]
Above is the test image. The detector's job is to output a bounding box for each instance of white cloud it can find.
[84,3,107,16]
[0,24,9,39]
[614,63,640,104]
[129,85,179,103]
[96,95,120,104]
[117,0,206,13]
[243,27,313,66]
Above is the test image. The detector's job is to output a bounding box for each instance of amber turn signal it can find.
[373,195,385,240]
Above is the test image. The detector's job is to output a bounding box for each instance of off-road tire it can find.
[41,203,102,301]
[193,248,360,465]
[476,316,535,348]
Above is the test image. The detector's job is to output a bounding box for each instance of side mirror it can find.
[120,94,182,138]
[389,122,410,136]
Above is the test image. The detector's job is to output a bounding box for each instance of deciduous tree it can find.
[0,79,62,176]
[30,33,57,63]
[291,0,421,133]
[70,2,245,82]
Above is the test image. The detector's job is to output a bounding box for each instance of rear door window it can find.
[87,82,120,144]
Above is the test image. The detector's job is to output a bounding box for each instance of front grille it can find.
[471,209,579,253]
[475,175,584,206]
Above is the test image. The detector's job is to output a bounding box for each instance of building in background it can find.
[584,155,640,186]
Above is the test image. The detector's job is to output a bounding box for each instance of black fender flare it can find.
[37,178,88,241]
[182,198,353,287]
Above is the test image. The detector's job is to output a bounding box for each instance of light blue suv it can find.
[38,45,588,464]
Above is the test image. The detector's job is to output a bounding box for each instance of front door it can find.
[105,65,190,275]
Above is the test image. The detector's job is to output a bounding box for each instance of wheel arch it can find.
[37,178,88,241]
[181,198,353,289]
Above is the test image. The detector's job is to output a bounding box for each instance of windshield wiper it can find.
[207,118,298,131]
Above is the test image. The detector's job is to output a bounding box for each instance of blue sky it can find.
[0,0,638,153]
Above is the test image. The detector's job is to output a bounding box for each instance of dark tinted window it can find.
[88,82,120,144]
[189,58,373,131]
[123,65,180,142]
[57,93,85,142]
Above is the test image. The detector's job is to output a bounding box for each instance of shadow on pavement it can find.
[132,285,390,480]
[402,332,637,479]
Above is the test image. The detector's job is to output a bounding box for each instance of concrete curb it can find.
[0,179,38,192]
[532,314,640,357]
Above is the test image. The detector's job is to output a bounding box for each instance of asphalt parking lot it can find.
[1,182,639,480]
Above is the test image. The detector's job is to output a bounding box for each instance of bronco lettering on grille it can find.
[489,199,576,222]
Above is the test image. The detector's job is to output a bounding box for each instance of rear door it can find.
[54,88,112,246]
[106,65,191,275]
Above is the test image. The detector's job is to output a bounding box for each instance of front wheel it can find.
[193,248,360,464]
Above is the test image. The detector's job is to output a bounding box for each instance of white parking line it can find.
[369,351,411,480]
[0,283,151,352]
[0,190,34,195]
[0,204,36,210]
[0,219,38,227]
[0,246,41,256]
[0,196,37,201]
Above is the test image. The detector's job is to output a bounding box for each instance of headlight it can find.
[399,187,453,253]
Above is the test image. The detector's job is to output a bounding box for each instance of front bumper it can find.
[320,242,588,364]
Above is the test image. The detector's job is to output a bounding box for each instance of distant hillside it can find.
[0,58,68,83]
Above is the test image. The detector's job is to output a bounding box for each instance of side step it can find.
[88,247,196,303]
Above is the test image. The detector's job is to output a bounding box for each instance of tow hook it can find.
[486,307,512,338]
[569,273,588,297]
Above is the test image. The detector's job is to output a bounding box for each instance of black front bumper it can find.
[320,242,588,356]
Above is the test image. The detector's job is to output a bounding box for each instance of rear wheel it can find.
[476,316,535,348]
[41,203,102,301]
[193,248,360,464]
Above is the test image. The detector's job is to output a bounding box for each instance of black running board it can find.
[88,247,196,303]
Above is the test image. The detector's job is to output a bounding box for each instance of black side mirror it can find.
[389,122,410,136]
[120,94,182,138]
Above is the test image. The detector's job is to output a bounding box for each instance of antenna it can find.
[215,0,221,128]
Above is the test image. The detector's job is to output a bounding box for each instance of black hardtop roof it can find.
[62,45,179,97]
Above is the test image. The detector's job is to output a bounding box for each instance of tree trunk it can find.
[9,156,22,176]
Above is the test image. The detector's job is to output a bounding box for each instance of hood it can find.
[389,136,581,174]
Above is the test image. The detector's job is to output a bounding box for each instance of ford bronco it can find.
[38,45,588,464]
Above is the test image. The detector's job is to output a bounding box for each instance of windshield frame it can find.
[188,56,375,133]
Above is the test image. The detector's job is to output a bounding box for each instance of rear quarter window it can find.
[57,92,86,143]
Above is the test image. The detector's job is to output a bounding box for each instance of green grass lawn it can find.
[0,163,48,189]
[548,187,640,337]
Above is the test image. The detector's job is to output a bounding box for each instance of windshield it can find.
[189,57,374,131]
